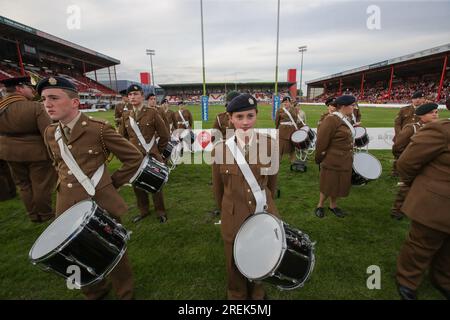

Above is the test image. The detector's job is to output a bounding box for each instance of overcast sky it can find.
[1,0,449,91]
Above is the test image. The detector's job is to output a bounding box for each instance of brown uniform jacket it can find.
[275,106,304,140]
[213,111,234,140]
[392,121,424,158]
[164,109,177,133]
[173,108,193,129]
[315,115,354,171]
[0,94,52,162]
[397,119,450,234]
[317,112,330,130]
[119,106,169,160]
[44,113,143,216]
[212,134,279,243]
[394,105,420,136]
[114,102,131,127]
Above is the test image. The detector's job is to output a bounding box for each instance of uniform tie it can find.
[63,125,71,141]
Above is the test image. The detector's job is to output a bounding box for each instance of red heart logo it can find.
[197,130,211,149]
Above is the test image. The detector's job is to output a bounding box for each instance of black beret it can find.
[126,84,143,95]
[0,76,33,88]
[226,94,257,113]
[334,95,356,106]
[226,91,240,103]
[282,96,292,103]
[119,89,127,96]
[36,76,77,96]
[412,91,424,99]
[415,103,438,115]
[325,97,335,106]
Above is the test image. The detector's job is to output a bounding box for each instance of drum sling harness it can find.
[55,126,104,196]
[129,116,156,153]
[280,107,298,130]
[332,112,356,139]
[226,136,267,214]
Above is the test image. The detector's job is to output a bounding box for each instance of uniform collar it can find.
[235,129,255,149]
[60,111,81,130]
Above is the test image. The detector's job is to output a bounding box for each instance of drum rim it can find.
[129,155,150,183]
[233,212,287,281]
[290,130,308,143]
[29,199,97,263]
[352,152,383,179]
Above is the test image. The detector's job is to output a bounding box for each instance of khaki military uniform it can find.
[317,112,331,130]
[0,160,16,201]
[275,106,304,160]
[212,133,279,300]
[0,94,56,222]
[315,115,354,197]
[212,111,234,142]
[396,119,450,292]
[114,102,131,128]
[391,121,424,218]
[173,108,193,130]
[44,112,143,300]
[119,106,170,219]
[164,109,177,134]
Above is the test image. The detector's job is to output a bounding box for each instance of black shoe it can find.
[315,207,325,218]
[132,215,148,223]
[397,283,417,300]
[159,215,168,224]
[430,277,450,300]
[329,207,346,218]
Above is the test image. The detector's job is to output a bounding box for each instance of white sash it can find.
[178,110,190,129]
[351,112,356,124]
[225,136,267,214]
[282,107,298,130]
[55,126,104,196]
[332,112,356,138]
[129,116,156,153]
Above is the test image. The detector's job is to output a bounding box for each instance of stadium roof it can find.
[307,43,450,86]
[159,82,295,88]
[0,15,120,71]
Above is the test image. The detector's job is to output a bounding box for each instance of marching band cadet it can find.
[38,76,142,300]
[275,96,304,165]
[314,95,356,218]
[395,117,450,300]
[212,93,279,300]
[391,103,439,220]
[161,98,177,134]
[120,85,170,224]
[212,91,239,142]
[317,97,336,130]
[114,89,131,128]
[174,101,193,130]
[0,76,56,222]
[392,91,426,176]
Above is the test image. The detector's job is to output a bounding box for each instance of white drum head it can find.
[353,152,382,180]
[291,130,308,143]
[30,200,95,261]
[354,127,366,139]
[234,213,285,280]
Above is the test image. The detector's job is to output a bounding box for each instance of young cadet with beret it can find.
[314,95,356,218]
[212,93,279,300]
[395,116,450,300]
[114,90,131,128]
[120,85,170,224]
[391,103,439,220]
[38,76,143,300]
[317,97,336,130]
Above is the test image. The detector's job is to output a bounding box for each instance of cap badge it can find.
[249,98,254,105]
[49,77,57,85]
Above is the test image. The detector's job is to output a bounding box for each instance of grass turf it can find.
[0,105,448,300]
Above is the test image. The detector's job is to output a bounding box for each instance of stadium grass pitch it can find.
[0,105,448,299]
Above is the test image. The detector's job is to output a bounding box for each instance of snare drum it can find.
[354,127,369,148]
[301,125,316,143]
[130,156,169,193]
[162,139,179,160]
[291,130,312,150]
[29,200,130,287]
[352,152,382,185]
[234,212,315,290]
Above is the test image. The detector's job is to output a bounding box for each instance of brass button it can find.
[248,201,252,205]
[81,121,87,126]
[247,189,251,193]
[68,170,72,175]
[88,150,93,154]
[67,183,73,188]
[225,170,229,174]
[68,145,72,150]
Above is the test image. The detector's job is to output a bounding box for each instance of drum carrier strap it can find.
[281,107,298,130]
[55,126,104,196]
[178,110,190,129]
[129,116,156,153]
[226,136,267,214]
[332,112,356,138]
